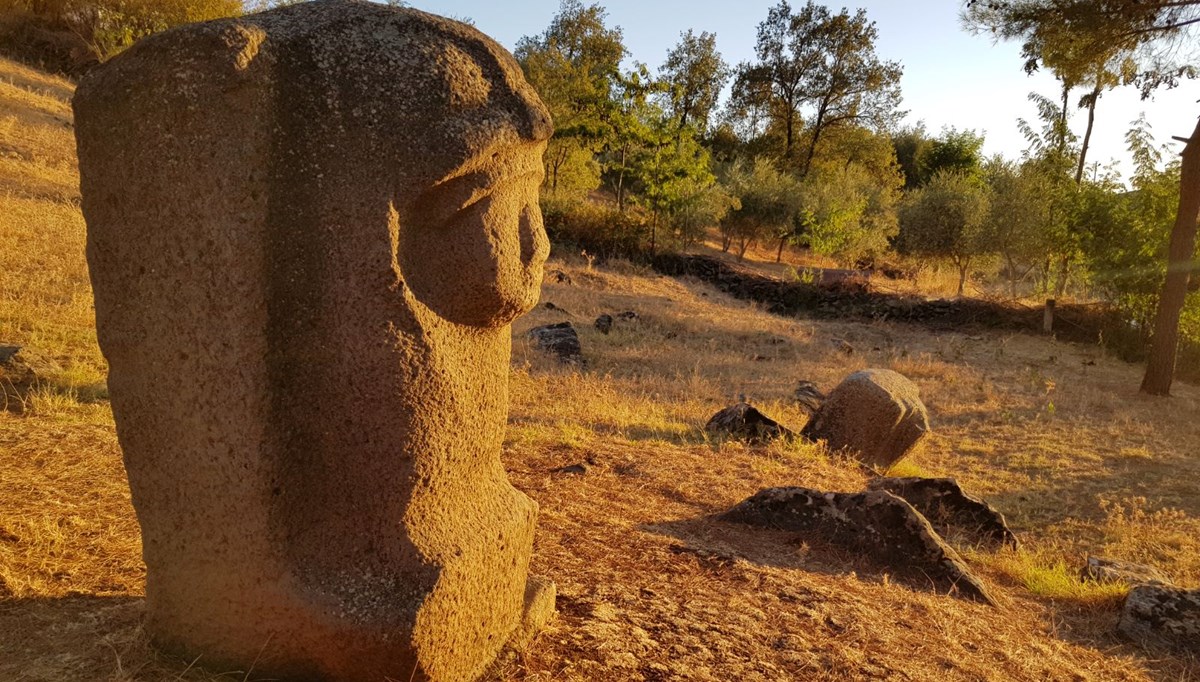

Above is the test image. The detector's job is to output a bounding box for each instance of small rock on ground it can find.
[527,322,584,365]
[705,403,794,444]
[1082,556,1172,587]
[594,314,613,334]
[1119,585,1200,653]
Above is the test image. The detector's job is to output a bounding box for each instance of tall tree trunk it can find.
[1074,86,1100,185]
[776,236,787,263]
[1054,255,1071,298]
[784,108,795,158]
[801,103,828,178]
[956,258,970,298]
[1057,82,1070,154]
[737,235,750,261]
[651,209,658,256]
[1141,118,1200,395]
[1006,253,1019,298]
[615,144,628,211]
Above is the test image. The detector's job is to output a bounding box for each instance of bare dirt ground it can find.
[2,58,1199,681]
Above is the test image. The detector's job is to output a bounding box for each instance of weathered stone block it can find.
[74,1,553,679]
[801,369,929,469]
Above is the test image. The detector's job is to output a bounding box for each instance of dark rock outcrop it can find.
[1119,585,1200,652]
[722,487,995,605]
[705,403,794,444]
[869,477,1019,550]
[528,322,583,365]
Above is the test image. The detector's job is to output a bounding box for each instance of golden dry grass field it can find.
[1,57,1199,681]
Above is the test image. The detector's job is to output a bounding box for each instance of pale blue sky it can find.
[406,0,1198,178]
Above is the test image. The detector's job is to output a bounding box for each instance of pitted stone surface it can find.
[722,487,995,605]
[74,2,552,680]
[869,477,1019,550]
[801,369,930,469]
[1119,585,1200,653]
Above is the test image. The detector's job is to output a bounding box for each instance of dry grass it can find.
[2,56,1199,681]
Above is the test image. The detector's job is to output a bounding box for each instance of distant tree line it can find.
[520,0,1198,391]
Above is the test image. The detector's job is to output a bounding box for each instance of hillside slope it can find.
[1,57,1198,681]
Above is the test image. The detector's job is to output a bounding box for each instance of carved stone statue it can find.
[74,1,554,679]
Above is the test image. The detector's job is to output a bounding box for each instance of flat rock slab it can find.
[528,322,583,365]
[1119,585,1200,653]
[869,477,1019,550]
[721,487,995,605]
[801,369,929,470]
[1082,556,1173,587]
[705,403,794,444]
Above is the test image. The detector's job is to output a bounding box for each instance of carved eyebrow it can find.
[429,170,493,214]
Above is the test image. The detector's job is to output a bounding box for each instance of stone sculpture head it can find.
[258,0,553,329]
[74,2,556,680]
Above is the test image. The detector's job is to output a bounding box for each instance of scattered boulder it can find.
[722,487,994,605]
[616,310,639,321]
[552,463,588,475]
[528,322,584,365]
[594,314,613,335]
[547,269,572,284]
[1081,556,1172,587]
[869,477,1019,550]
[705,403,794,444]
[830,338,855,355]
[543,301,574,316]
[1119,585,1200,652]
[801,369,930,470]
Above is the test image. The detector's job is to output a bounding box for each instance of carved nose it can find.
[515,84,553,143]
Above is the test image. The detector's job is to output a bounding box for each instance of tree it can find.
[627,111,719,254]
[728,1,824,159]
[982,158,1058,297]
[892,123,931,189]
[963,0,1200,394]
[720,157,802,260]
[516,0,626,196]
[897,170,991,296]
[917,127,985,184]
[1079,119,1181,330]
[797,125,903,264]
[671,178,738,250]
[604,64,657,211]
[1015,90,1081,295]
[659,29,730,136]
[794,5,904,176]
[730,1,902,171]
